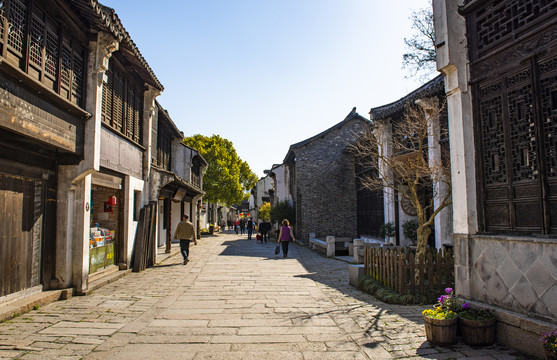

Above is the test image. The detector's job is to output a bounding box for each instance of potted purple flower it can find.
[422,288,459,345]
[540,331,557,360]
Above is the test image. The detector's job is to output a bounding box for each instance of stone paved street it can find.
[0,232,530,360]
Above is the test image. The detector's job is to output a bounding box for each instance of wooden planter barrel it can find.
[459,317,496,346]
[423,316,457,345]
[544,349,557,360]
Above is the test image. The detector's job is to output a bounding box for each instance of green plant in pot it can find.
[540,331,557,360]
[402,219,418,245]
[379,222,396,243]
[422,288,458,345]
[459,306,496,346]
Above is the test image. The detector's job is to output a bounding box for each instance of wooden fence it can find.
[363,247,454,295]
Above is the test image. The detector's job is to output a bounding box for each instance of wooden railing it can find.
[364,247,454,295]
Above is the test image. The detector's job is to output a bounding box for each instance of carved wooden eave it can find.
[65,0,164,91]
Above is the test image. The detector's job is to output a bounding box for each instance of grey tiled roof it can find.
[369,75,444,120]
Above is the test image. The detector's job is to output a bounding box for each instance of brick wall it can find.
[292,118,368,241]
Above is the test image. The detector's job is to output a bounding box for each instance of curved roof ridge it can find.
[369,75,444,120]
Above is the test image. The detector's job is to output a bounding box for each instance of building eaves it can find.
[180,143,208,166]
[156,101,182,138]
[369,75,444,120]
[66,0,163,91]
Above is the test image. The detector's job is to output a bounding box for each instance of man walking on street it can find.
[174,215,197,264]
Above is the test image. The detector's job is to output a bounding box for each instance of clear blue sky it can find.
[101,0,434,178]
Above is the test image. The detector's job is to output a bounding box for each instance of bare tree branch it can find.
[402,6,436,80]
[350,102,451,260]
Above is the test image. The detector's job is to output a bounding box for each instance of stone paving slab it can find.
[0,231,534,359]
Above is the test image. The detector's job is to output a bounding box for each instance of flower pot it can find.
[423,315,457,345]
[545,348,557,360]
[459,317,496,346]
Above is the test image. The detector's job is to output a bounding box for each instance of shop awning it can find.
[153,168,204,202]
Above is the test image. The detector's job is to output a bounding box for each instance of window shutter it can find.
[113,70,124,132]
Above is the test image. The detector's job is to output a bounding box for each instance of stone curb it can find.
[0,289,72,322]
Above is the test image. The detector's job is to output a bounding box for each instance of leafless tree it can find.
[402,7,437,79]
[350,102,451,260]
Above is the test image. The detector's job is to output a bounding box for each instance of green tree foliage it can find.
[183,134,258,206]
[270,200,295,225]
[258,202,270,221]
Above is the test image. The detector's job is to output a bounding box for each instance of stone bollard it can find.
[308,233,316,249]
[326,236,335,257]
[353,238,364,264]
[348,264,365,286]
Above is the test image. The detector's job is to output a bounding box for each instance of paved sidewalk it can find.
[0,231,530,359]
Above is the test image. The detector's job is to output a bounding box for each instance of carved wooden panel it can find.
[469,0,557,234]
[474,0,557,55]
[539,55,557,232]
[506,68,537,183]
[479,82,506,185]
[485,203,510,227]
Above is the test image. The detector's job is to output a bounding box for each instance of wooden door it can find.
[0,172,44,297]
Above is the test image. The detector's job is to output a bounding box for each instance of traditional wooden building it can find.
[369,75,451,248]
[0,0,91,299]
[434,0,557,356]
[149,102,206,252]
[0,0,164,300]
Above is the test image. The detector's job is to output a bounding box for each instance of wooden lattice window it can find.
[0,1,5,49]
[101,57,144,145]
[1,0,85,105]
[474,0,557,55]
[7,0,26,59]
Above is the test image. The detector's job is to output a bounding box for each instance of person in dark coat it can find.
[247,217,254,239]
[259,219,271,243]
[240,219,246,235]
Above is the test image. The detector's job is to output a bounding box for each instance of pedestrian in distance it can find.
[247,217,254,239]
[259,219,271,243]
[173,215,197,264]
[234,220,239,235]
[240,219,246,235]
[277,219,295,258]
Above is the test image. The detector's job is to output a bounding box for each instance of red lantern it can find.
[108,195,117,206]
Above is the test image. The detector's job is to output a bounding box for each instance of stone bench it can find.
[309,235,335,257]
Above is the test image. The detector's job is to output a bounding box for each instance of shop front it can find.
[90,173,122,274]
